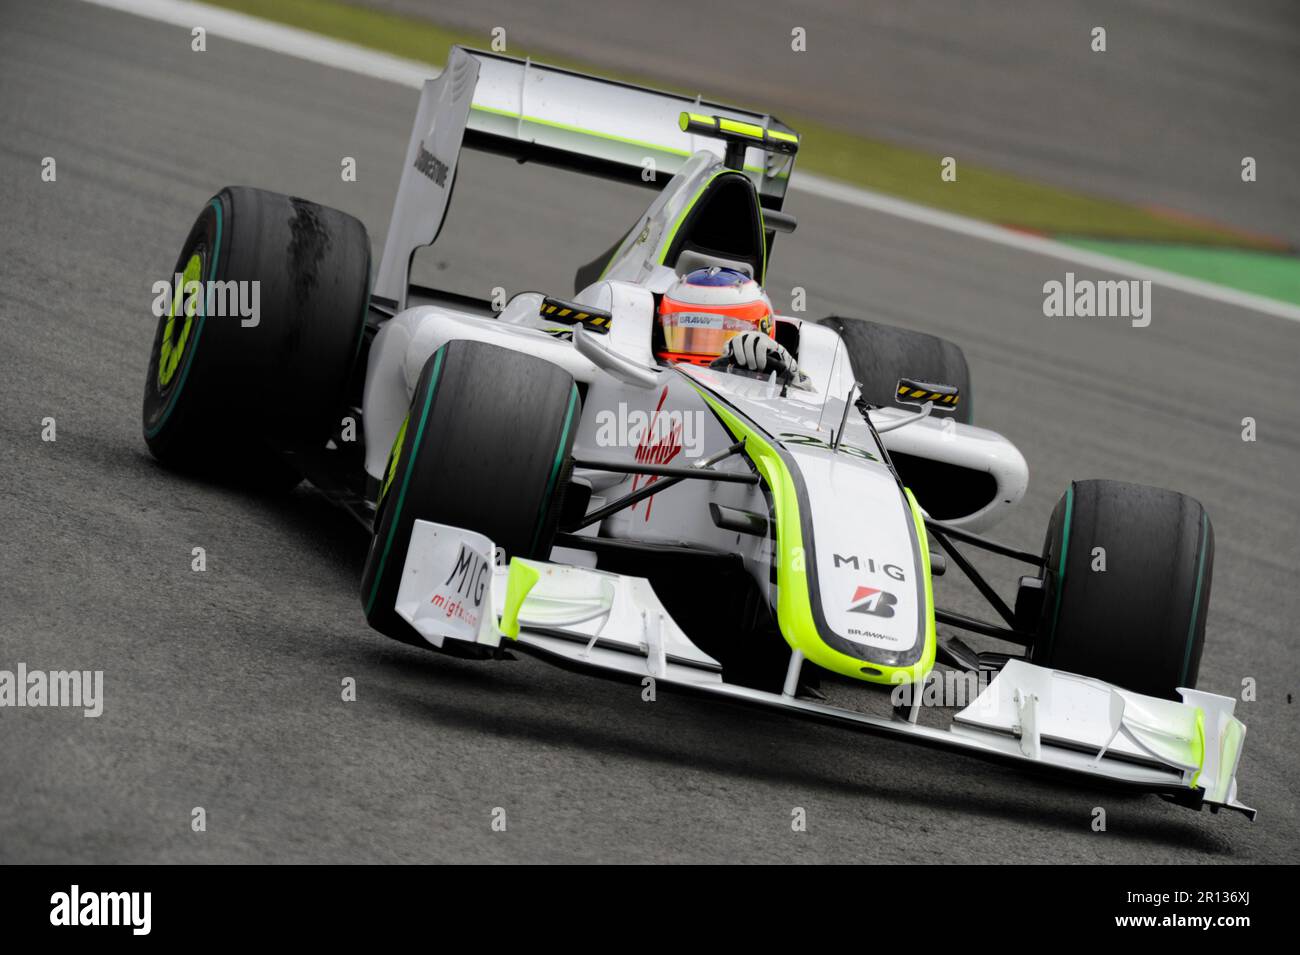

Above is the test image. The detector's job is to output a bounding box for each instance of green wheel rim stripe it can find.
[529,384,579,555]
[364,347,445,617]
[1180,511,1210,687]
[146,198,222,439]
[1045,483,1074,658]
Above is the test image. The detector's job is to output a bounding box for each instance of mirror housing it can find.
[896,377,961,413]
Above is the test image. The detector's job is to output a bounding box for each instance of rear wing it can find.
[374,47,800,307]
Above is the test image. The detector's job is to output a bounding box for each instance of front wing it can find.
[395,521,1255,820]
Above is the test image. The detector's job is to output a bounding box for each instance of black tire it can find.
[1030,479,1214,699]
[819,316,972,423]
[142,186,371,481]
[360,340,580,649]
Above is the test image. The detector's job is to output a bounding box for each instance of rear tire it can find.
[819,316,972,423]
[142,186,371,484]
[1030,479,1213,699]
[360,340,581,649]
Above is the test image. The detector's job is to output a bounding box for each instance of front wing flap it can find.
[395,521,1254,820]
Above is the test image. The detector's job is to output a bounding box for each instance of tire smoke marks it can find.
[1042,272,1152,327]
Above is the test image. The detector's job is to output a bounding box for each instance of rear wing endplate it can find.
[375,47,799,306]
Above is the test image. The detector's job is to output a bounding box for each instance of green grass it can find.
[793,125,1275,245]
[1058,238,1300,306]
[206,0,1285,251]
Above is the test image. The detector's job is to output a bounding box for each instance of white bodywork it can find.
[394,519,1254,819]
[363,282,1028,681]
[359,46,1252,819]
[363,290,1028,532]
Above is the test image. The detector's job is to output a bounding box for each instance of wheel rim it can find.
[157,249,205,389]
[145,198,223,440]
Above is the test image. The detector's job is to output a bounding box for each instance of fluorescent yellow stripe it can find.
[679,111,715,131]
[499,559,541,639]
[697,391,934,686]
[719,118,763,138]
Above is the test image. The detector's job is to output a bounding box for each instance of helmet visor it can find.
[660,311,759,357]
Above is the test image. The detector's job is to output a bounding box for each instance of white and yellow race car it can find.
[140,48,1252,820]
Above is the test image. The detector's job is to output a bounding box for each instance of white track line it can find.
[84,0,430,87]
[83,0,1300,323]
[794,174,1300,322]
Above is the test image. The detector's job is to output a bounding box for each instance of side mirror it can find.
[896,377,961,413]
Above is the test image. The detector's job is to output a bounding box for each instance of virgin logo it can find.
[632,387,683,519]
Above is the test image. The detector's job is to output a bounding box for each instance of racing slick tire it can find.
[360,340,581,650]
[142,186,371,485]
[819,316,973,424]
[1027,479,1213,700]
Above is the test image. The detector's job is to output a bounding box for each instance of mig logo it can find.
[848,585,897,618]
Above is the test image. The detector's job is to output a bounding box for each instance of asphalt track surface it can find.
[364,0,1300,246]
[1,0,1298,863]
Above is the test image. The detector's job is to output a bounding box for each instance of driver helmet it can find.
[656,267,773,365]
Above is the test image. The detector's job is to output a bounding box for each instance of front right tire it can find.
[360,340,581,649]
[1029,479,1214,699]
[819,316,973,423]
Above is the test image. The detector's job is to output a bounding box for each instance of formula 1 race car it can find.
[141,48,1253,819]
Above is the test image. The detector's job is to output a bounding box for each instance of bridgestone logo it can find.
[413,141,449,187]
